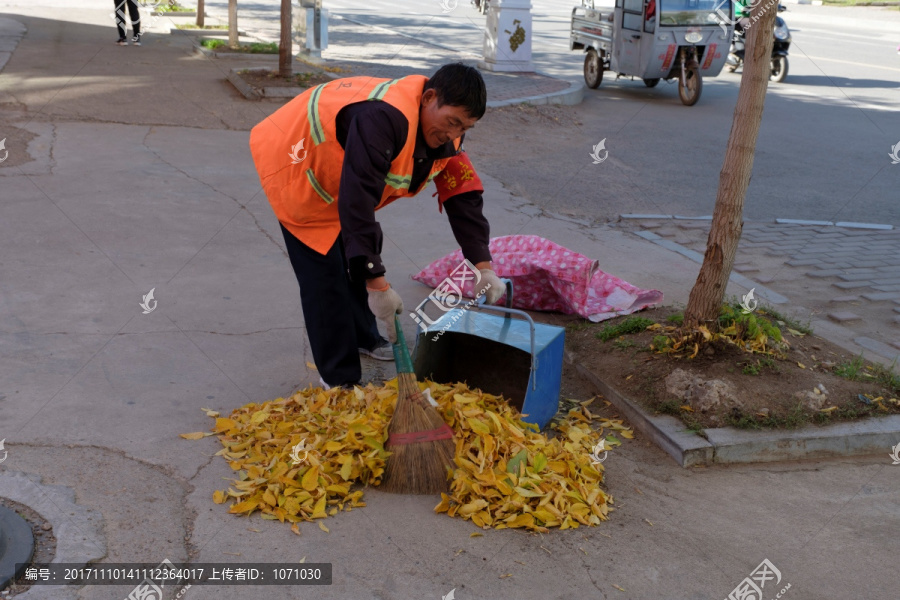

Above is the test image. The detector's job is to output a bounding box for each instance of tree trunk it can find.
[228,0,238,48]
[682,4,778,330]
[196,0,204,28]
[279,0,292,78]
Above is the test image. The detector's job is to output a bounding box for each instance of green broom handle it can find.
[392,315,415,374]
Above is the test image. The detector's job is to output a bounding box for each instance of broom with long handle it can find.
[381,315,455,494]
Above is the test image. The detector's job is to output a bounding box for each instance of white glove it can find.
[476,269,505,305]
[367,285,404,343]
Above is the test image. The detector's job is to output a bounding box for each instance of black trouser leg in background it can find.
[280,224,383,386]
[114,0,141,38]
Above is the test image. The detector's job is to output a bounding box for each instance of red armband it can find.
[433,152,484,213]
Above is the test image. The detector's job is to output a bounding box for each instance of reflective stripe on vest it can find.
[307,84,327,146]
[368,79,400,101]
[384,172,412,191]
[305,169,335,204]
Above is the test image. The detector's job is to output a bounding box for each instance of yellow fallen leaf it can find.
[306,361,317,371]
[301,466,319,492]
[208,379,615,534]
[613,584,626,592]
[230,498,258,514]
[179,432,209,440]
[249,410,269,425]
[499,574,512,579]
[819,406,838,413]
[214,417,237,432]
[797,362,806,369]
[291,523,301,536]
[470,532,483,538]
[212,490,226,504]
[318,522,329,533]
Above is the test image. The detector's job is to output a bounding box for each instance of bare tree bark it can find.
[228,0,238,48]
[279,0,292,78]
[683,3,779,330]
[196,0,204,28]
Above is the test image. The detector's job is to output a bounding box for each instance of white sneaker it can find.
[359,342,394,361]
[318,376,358,390]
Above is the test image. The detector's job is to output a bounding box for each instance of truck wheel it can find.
[584,49,603,89]
[770,55,788,83]
[678,61,702,106]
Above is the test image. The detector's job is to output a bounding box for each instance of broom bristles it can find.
[382,371,455,495]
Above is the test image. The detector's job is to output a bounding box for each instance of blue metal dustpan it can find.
[412,280,565,430]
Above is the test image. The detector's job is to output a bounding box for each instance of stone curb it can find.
[193,44,278,61]
[574,362,900,466]
[486,80,585,108]
[574,363,713,467]
[621,213,895,230]
[150,11,205,17]
[169,27,247,36]
[225,67,261,100]
[0,471,106,599]
[224,66,344,100]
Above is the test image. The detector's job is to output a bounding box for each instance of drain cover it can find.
[0,504,35,589]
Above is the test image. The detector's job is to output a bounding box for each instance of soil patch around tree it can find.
[235,69,333,92]
[543,305,900,433]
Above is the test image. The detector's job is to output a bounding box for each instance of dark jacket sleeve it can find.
[442,190,492,265]
[336,102,408,280]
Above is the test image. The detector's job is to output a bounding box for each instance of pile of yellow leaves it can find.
[189,384,397,531]
[182,380,631,533]
[431,382,629,532]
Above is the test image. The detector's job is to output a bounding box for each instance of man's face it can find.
[419,88,479,149]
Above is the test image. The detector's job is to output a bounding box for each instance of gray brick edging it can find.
[574,362,900,467]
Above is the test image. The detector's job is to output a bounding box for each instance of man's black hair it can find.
[423,63,487,120]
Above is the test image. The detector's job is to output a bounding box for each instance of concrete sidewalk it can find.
[0,4,898,600]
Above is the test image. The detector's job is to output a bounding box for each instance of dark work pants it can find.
[280,224,384,386]
[114,0,141,38]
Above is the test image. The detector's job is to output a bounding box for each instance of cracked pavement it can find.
[1,2,898,599]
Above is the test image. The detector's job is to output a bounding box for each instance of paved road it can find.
[198,0,900,227]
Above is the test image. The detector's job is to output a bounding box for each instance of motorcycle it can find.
[726,4,791,83]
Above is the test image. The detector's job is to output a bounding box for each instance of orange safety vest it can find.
[249,75,478,255]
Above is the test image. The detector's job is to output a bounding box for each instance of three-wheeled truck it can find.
[571,0,733,105]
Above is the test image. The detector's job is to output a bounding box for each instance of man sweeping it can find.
[250,63,504,389]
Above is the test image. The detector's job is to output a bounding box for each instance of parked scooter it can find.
[726,4,791,83]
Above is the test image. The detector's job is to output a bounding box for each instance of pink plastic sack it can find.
[412,235,663,322]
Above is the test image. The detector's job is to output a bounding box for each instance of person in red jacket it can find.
[250,64,503,389]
